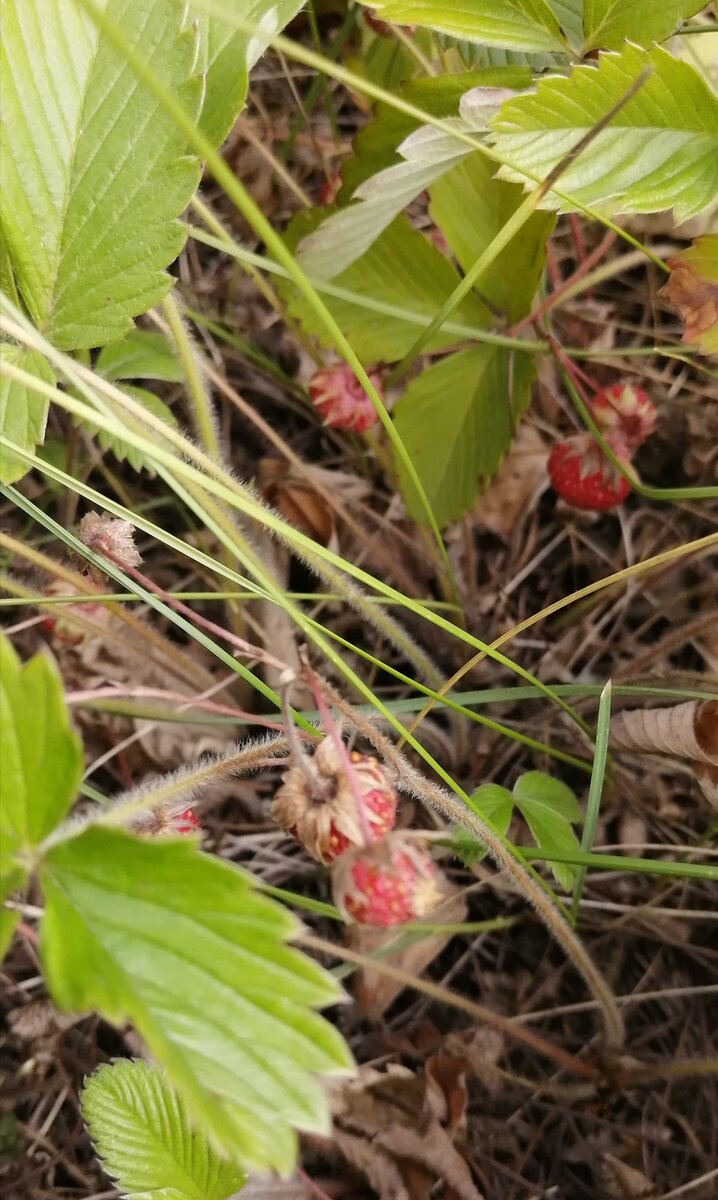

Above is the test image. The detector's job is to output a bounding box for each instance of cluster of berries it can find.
[272,738,441,927]
[549,382,655,511]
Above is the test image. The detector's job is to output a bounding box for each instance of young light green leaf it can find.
[96,331,184,383]
[358,2,568,53]
[82,1059,246,1200]
[512,771,582,891]
[454,783,515,864]
[0,344,54,484]
[579,1,704,53]
[90,385,180,473]
[284,214,487,364]
[0,635,83,861]
[194,0,305,147]
[428,153,553,322]
[0,0,202,350]
[40,828,353,1174]
[489,44,718,223]
[393,346,536,526]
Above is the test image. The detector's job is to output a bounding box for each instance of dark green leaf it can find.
[512,771,582,890]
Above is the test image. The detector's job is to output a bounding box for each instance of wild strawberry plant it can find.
[1,1,717,1194]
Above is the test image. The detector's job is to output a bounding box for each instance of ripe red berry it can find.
[332,837,441,927]
[271,739,397,865]
[548,433,633,511]
[589,383,655,450]
[317,172,341,206]
[308,364,382,433]
[40,581,108,645]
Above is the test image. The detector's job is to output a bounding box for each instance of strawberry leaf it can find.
[512,771,582,891]
[0,344,54,484]
[357,2,568,53]
[489,44,718,223]
[40,828,352,1174]
[95,331,183,383]
[82,1059,247,1200]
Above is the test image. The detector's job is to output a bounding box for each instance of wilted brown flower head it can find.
[79,511,142,572]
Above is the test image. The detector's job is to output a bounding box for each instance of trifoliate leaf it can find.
[0,344,54,483]
[428,152,554,322]
[0,635,83,864]
[40,828,353,1175]
[489,44,718,223]
[0,0,202,350]
[512,771,582,891]
[283,213,487,364]
[82,1059,246,1200]
[393,346,536,527]
[661,235,718,357]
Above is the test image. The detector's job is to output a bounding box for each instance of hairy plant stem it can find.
[317,678,626,1053]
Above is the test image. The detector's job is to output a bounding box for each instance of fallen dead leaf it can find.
[599,1152,658,1198]
[661,235,718,356]
[471,424,548,539]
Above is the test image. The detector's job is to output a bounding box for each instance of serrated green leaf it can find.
[0,635,83,859]
[470,783,515,836]
[512,771,582,890]
[284,213,487,364]
[89,385,179,473]
[340,70,533,200]
[428,153,553,322]
[40,828,352,1174]
[489,44,718,223]
[0,344,54,483]
[82,1059,246,1200]
[0,0,202,350]
[579,1,704,53]
[96,331,183,382]
[194,0,305,147]
[393,346,535,526]
[359,2,568,53]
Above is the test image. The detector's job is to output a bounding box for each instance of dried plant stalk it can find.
[610,700,718,766]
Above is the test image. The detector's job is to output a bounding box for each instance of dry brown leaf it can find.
[471,424,548,539]
[661,235,718,356]
[351,882,468,1021]
[599,1153,657,1198]
[610,700,718,765]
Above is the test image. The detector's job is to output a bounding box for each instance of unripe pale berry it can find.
[589,383,655,450]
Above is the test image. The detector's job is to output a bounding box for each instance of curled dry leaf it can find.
[661,234,718,356]
[610,700,718,809]
[610,700,718,765]
[329,1059,484,1200]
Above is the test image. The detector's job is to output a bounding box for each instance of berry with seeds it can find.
[134,806,201,837]
[589,383,655,450]
[548,433,633,511]
[271,738,397,864]
[332,837,442,927]
[308,364,382,433]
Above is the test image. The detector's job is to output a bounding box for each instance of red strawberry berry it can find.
[332,837,441,927]
[589,383,655,450]
[549,433,633,511]
[271,739,397,864]
[308,364,382,433]
[134,805,201,837]
[40,581,108,645]
[317,172,341,206]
